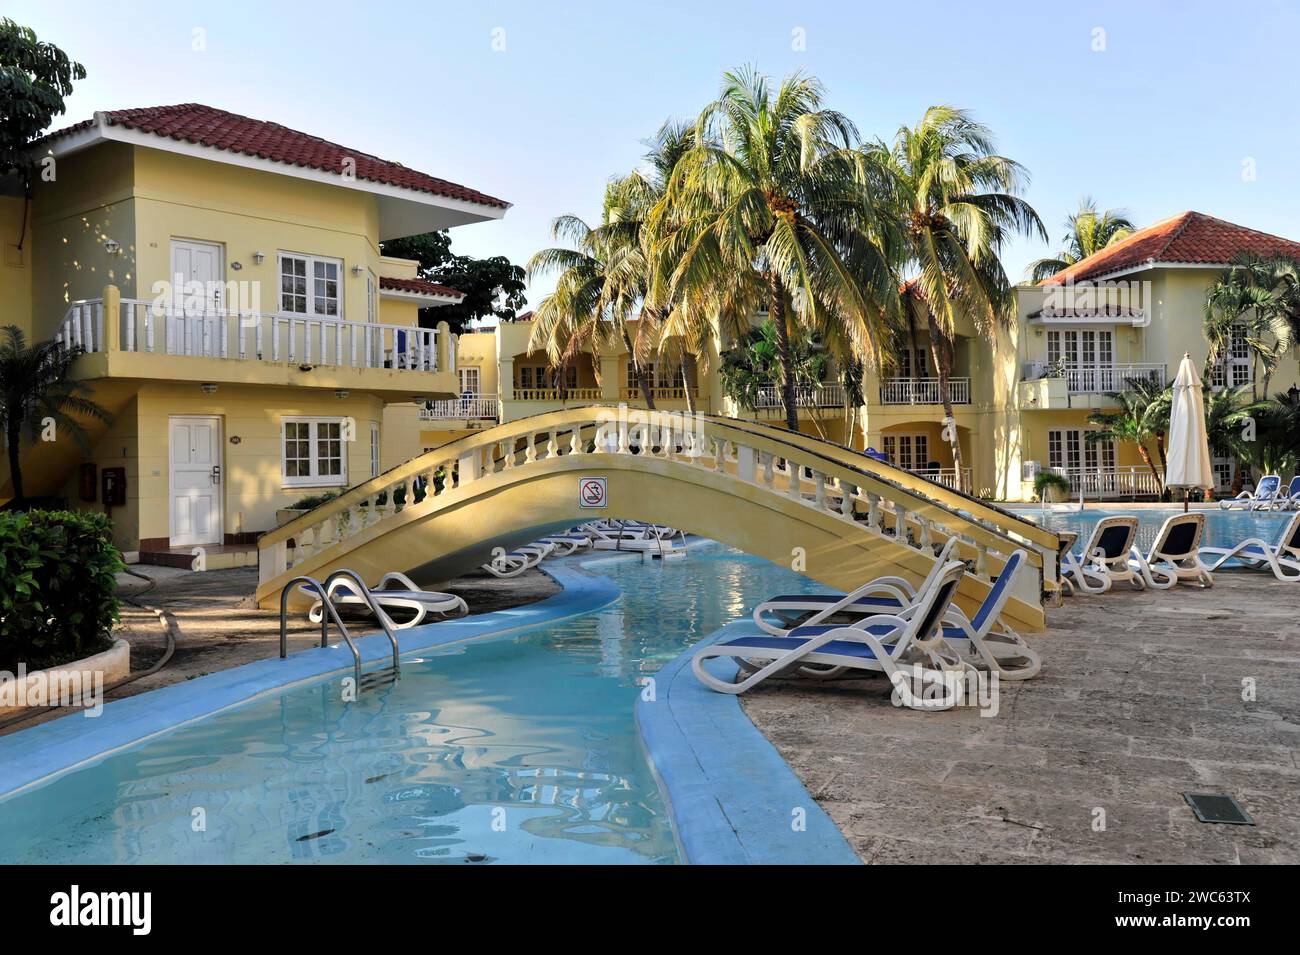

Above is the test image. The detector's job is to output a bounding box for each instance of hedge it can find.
[0,510,123,672]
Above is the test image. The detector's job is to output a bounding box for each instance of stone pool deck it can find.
[740,572,1300,864]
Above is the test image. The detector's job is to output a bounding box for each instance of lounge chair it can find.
[691,560,972,708]
[1271,476,1300,511]
[1220,474,1281,511]
[753,547,1039,681]
[536,534,592,556]
[752,537,960,636]
[1199,511,1300,581]
[480,549,544,578]
[1060,516,1142,594]
[1128,513,1213,589]
[303,571,467,629]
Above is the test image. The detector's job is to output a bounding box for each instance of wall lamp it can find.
[334,389,350,399]
[252,251,266,265]
[200,383,217,395]
[103,238,121,255]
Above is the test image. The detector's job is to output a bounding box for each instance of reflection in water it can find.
[0,543,831,865]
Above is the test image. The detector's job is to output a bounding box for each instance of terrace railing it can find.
[878,377,971,405]
[57,298,441,372]
[753,382,846,409]
[420,396,500,420]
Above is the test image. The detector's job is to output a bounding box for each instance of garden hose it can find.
[0,567,178,731]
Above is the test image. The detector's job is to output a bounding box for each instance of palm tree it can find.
[1,326,110,506]
[1086,376,1172,494]
[526,206,659,409]
[1027,198,1135,282]
[1203,383,1269,494]
[1203,254,1298,399]
[870,106,1045,487]
[651,67,900,431]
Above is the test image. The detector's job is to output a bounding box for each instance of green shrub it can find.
[1034,470,1071,502]
[0,510,123,672]
[287,491,339,510]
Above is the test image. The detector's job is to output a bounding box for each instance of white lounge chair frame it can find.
[305,571,467,629]
[691,560,972,709]
[1060,516,1142,594]
[1128,513,1213,589]
[1199,511,1300,581]
[1220,474,1281,511]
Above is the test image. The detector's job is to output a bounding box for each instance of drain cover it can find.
[1183,793,1254,825]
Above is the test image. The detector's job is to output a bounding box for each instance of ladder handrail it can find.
[321,568,402,678]
[280,575,363,690]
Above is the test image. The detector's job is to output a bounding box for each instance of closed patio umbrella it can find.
[1165,353,1215,511]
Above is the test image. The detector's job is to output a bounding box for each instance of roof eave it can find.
[36,115,509,239]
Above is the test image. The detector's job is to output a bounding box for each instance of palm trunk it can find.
[622,328,656,411]
[1136,443,1162,493]
[6,420,24,505]
[767,272,799,432]
[1154,433,1168,498]
[681,352,697,415]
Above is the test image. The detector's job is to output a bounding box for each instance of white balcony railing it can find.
[911,467,972,492]
[618,386,699,402]
[1056,466,1162,498]
[753,382,846,409]
[1021,361,1166,395]
[878,377,971,405]
[512,387,602,402]
[420,396,499,420]
[57,298,441,373]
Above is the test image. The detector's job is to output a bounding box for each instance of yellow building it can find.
[1013,211,1300,501]
[418,212,1300,504]
[0,104,507,563]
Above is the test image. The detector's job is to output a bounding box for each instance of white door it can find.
[170,240,224,355]
[170,416,223,546]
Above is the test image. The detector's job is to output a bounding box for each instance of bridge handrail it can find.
[258,407,1059,594]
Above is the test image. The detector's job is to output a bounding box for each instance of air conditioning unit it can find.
[1021,460,1041,481]
[1023,360,1045,380]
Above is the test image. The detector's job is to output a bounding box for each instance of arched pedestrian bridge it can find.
[257,408,1065,632]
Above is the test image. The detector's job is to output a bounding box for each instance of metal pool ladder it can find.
[279,569,401,693]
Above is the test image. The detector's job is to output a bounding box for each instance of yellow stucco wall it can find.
[0,195,32,335]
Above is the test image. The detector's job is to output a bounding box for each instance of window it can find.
[518,366,534,390]
[1047,329,1115,390]
[1210,324,1253,389]
[459,367,481,395]
[897,348,928,379]
[627,361,655,390]
[1212,455,1236,491]
[370,422,380,479]
[282,417,348,487]
[882,432,930,471]
[279,254,343,318]
[1047,428,1115,473]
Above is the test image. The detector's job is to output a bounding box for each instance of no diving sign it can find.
[579,476,608,508]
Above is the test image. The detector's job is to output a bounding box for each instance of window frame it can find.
[281,415,349,489]
[278,252,345,319]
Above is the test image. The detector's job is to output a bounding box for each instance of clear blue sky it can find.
[12,0,1300,305]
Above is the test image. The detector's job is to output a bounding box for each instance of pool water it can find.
[1014,506,1291,553]
[0,542,830,865]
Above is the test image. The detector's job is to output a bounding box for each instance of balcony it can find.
[753,382,845,409]
[878,377,971,405]
[1022,361,1166,395]
[511,387,603,402]
[618,386,699,403]
[1051,466,1162,499]
[420,396,499,420]
[57,296,455,398]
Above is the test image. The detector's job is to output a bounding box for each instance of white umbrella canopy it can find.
[1165,353,1215,506]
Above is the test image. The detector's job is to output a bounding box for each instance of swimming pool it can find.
[1013,506,1291,553]
[0,542,831,865]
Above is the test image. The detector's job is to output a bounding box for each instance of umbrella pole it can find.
[1183,490,1189,513]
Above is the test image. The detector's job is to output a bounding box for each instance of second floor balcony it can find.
[420,396,500,420]
[878,377,971,406]
[753,382,845,409]
[57,294,456,398]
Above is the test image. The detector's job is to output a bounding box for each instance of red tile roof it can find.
[1040,211,1300,285]
[43,104,507,209]
[379,276,463,300]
